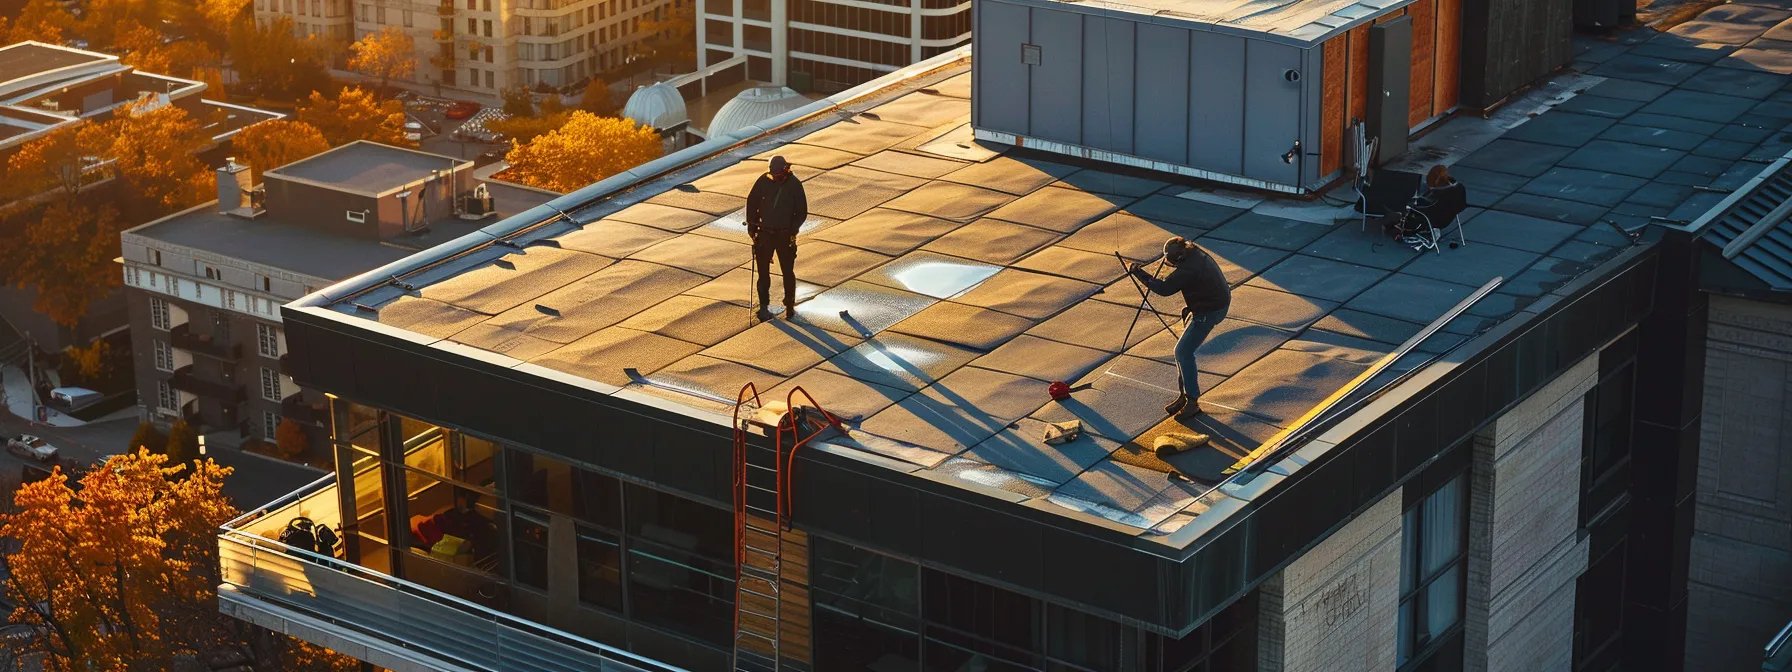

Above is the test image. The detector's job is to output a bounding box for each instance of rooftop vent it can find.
[216,159,265,219]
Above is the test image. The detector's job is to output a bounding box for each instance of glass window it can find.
[923,568,1040,653]
[153,340,174,372]
[259,367,282,401]
[577,525,623,611]
[155,381,178,412]
[814,537,920,670]
[625,483,732,560]
[1581,362,1634,529]
[1399,475,1467,668]
[512,509,550,590]
[256,323,280,358]
[624,484,735,646]
[508,448,574,515]
[150,298,170,330]
[573,468,622,529]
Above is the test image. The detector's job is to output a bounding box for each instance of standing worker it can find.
[746,156,808,321]
[1128,237,1231,419]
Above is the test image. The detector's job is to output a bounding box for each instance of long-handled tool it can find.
[1113,251,1180,348]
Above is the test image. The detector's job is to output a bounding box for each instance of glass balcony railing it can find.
[217,477,686,672]
[1768,620,1792,672]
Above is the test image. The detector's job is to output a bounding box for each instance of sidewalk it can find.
[0,364,84,428]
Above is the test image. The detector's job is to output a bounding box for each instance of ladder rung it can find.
[741,544,779,557]
[739,587,779,600]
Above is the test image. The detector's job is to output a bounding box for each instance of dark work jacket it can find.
[746,173,807,236]
[1132,246,1231,315]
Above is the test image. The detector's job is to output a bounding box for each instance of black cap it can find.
[769,156,790,175]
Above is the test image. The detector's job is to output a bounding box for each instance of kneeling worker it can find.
[1129,237,1231,419]
[746,156,808,321]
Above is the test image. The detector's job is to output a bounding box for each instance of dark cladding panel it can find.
[1040,524,1168,624]
[280,311,357,395]
[1242,39,1305,185]
[1133,22,1190,165]
[791,457,874,536]
[1188,31,1246,175]
[1367,17,1412,164]
[921,491,1044,590]
[976,0,1031,134]
[1028,7,1083,145]
[866,473,924,557]
[1460,0,1572,108]
[1081,15,1135,154]
[351,335,442,421]
[651,423,730,503]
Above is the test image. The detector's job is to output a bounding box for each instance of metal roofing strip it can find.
[1722,184,1792,260]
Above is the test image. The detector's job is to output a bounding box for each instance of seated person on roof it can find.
[1390,165,1466,247]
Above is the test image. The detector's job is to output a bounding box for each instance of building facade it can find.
[120,142,554,462]
[256,0,687,95]
[694,0,969,93]
[208,45,1719,672]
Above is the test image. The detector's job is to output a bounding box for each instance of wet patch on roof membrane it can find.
[794,280,939,337]
[859,250,1001,299]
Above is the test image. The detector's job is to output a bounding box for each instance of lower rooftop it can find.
[304,46,1687,545]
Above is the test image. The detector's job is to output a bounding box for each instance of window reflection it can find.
[624,483,735,647]
[513,509,550,590]
[814,537,920,670]
[577,525,623,611]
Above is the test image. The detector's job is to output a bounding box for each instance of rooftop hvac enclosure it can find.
[971,0,1476,192]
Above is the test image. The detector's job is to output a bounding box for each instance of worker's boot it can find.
[755,306,775,322]
[1164,393,1188,415]
[783,302,797,320]
[1175,400,1206,420]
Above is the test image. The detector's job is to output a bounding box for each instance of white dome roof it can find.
[708,87,808,138]
[623,82,687,130]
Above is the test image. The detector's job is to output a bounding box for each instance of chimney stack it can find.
[216,159,262,218]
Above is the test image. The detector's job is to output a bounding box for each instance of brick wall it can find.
[1273,487,1403,672]
[1478,354,1594,672]
[1686,295,1792,672]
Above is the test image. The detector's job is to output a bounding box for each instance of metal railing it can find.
[1768,619,1792,672]
[219,477,688,672]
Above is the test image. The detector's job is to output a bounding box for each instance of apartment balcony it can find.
[437,2,455,15]
[168,366,246,403]
[171,323,242,361]
[281,395,328,427]
[217,477,684,672]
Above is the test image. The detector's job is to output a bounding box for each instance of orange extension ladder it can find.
[730,384,843,672]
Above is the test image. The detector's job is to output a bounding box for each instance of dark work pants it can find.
[1176,307,1228,399]
[753,232,798,309]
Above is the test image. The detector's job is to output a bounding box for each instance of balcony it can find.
[281,395,329,427]
[438,2,455,15]
[218,478,685,672]
[171,323,242,361]
[169,366,246,403]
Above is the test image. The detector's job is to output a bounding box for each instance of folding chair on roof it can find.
[1393,179,1470,254]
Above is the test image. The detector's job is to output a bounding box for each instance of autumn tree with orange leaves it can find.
[116,21,222,81]
[0,0,77,45]
[0,450,360,671]
[297,86,412,147]
[0,450,238,670]
[348,27,417,97]
[0,99,212,326]
[234,119,331,182]
[503,112,662,193]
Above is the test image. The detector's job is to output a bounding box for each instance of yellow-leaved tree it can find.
[503,112,663,193]
[234,119,332,183]
[0,0,77,45]
[0,450,238,669]
[297,87,411,147]
[116,20,221,80]
[84,99,214,212]
[348,27,417,97]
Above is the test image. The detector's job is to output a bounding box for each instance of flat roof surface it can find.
[134,179,556,281]
[197,100,284,139]
[311,53,1666,538]
[269,141,471,192]
[0,42,111,84]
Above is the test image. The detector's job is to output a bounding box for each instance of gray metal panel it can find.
[1028,7,1084,145]
[1302,45,1326,186]
[1081,15,1136,155]
[977,0,1032,134]
[1133,22,1190,165]
[1368,17,1412,164]
[1241,40,1303,185]
[1188,31,1246,175]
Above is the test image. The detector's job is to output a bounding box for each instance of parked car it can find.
[404,121,424,142]
[6,434,58,462]
[49,386,101,410]
[445,101,482,120]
